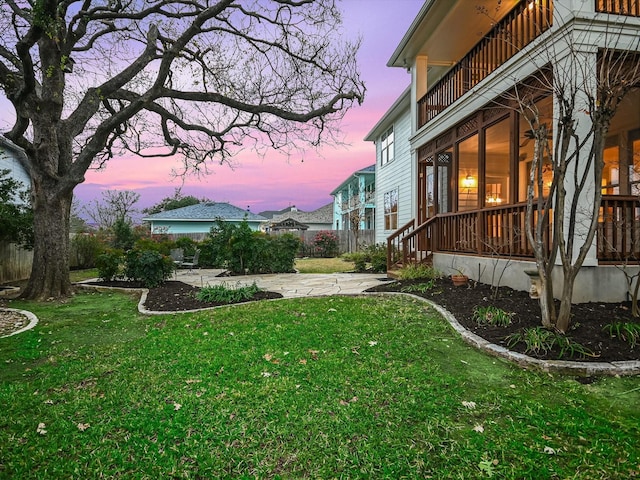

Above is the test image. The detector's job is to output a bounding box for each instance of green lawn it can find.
[1,291,638,479]
[295,257,355,273]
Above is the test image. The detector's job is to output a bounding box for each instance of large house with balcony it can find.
[330,164,376,232]
[375,0,640,302]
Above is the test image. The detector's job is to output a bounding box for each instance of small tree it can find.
[0,169,33,248]
[142,189,209,215]
[84,190,140,230]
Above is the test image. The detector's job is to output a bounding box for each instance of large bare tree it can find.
[511,23,640,332]
[0,0,365,300]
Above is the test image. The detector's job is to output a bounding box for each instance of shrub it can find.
[367,243,388,273]
[96,250,124,281]
[196,282,262,303]
[71,234,106,269]
[398,264,442,280]
[313,230,339,257]
[124,250,174,288]
[201,220,299,274]
[133,237,173,256]
[343,251,367,272]
[175,237,197,257]
[472,305,513,327]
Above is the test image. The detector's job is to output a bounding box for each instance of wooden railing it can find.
[598,195,640,261]
[418,0,553,128]
[596,0,640,16]
[389,195,640,271]
[386,219,415,271]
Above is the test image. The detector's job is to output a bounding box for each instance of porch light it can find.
[461,175,476,189]
[528,0,536,11]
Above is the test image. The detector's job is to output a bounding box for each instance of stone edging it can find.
[371,292,640,377]
[0,308,39,338]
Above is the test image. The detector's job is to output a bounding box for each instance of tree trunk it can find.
[21,184,73,300]
[555,271,575,333]
[537,271,556,328]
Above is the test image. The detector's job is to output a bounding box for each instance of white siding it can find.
[374,103,413,244]
[0,141,30,205]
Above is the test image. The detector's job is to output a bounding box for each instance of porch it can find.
[387,195,640,273]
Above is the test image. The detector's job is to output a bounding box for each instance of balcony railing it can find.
[596,0,640,16]
[418,0,553,128]
[388,195,640,271]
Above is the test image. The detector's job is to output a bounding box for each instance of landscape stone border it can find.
[380,292,640,377]
[0,308,39,338]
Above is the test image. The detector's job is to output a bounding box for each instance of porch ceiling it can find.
[389,0,520,83]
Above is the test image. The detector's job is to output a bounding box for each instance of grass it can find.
[295,257,355,273]
[1,291,639,478]
[196,281,262,303]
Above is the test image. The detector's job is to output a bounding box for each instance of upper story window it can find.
[380,126,394,166]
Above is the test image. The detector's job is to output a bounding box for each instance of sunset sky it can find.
[0,0,424,215]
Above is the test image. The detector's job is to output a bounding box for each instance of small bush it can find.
[398,264,442,280]
[175,237,197,257]
[71,234,106,269]
[603,322,640,348]
[343,252,367,272]
[96,250,123,281]
[506,327,594,359]
[196,282,262,303]
[472,306,514,327]
[124,250,174,288]
[313,231,339,257]
[367,243,388,273]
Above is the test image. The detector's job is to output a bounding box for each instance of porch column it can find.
[412,55,428,134]
[555,47,599,266]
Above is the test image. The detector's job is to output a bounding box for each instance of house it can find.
[374,0,640,302]
[330,165,376,232]
[365,87,412,244]
[266,203,334,232]
[143,202,267,235]
[0,135,30,202]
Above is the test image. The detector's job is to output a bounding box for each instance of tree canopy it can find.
[0,0,364,299]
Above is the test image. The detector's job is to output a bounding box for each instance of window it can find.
[384,188,398,230]
[458,134,479,211]
[485,117,511,205]
[380,126,394,165]
[518,96,553,200]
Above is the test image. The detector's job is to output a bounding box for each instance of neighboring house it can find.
[375,0,640,302]
[267,203,333,232]
[330,165,376,232]
[365,87,412,244]
[0,135,30,202]
[143,202,267,235]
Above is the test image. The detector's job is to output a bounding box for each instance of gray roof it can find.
[271,203,333,225]
[143,202,267,222]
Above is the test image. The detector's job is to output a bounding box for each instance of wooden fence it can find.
[163,230,377,255]
[0,242,33,284]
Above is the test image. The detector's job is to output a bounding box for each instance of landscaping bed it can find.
[366,277,639,363]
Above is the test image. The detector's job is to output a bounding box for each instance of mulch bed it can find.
[366,278,640,363]
[85,280,283,312]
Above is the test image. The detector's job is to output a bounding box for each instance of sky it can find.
[0,0,425,216]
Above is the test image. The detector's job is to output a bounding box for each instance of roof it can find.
[258,206,303,220]
[0,135,28,160]
[330,164,376,196]
[143,202,267,222]
[271,203,333,225]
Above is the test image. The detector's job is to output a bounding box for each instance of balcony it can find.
[596,0,640,16]
[418,0,553,129]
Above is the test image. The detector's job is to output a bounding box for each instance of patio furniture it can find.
[181,249,200,272]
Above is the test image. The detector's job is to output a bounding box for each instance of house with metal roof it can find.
[143,202,267,235]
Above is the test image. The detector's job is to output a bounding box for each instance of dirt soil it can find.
[366,278,639,363]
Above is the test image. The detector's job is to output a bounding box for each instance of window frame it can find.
[380,126,395,166]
